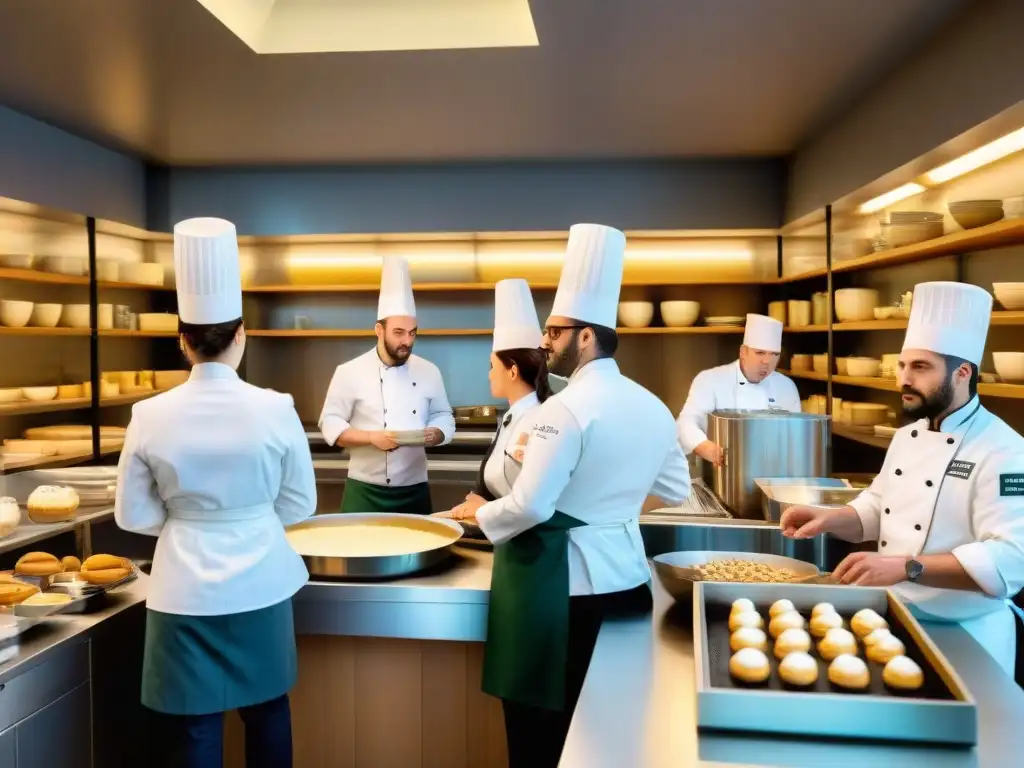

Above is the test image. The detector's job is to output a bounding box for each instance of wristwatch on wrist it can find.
[905,558,924,582]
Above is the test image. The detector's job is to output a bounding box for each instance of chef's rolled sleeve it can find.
[649,443,691,506]
[476,400,581,545]
[318,366,354,446]
[275,395,318,526]
[677,370,715,454]
[115,415,167,537]
[427,370,456,445]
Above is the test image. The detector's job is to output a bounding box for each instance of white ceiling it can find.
[0,0,971,164]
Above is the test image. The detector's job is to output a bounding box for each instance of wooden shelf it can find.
[247,326,747,338]
[0,266,89,286]
[1,446,122,473]
[0,506,114,557]
[98,329,177,338]
[780,369,1024,399]
[616,326,745,334]
[242,278,776,294]
[0,326,90,337]
[785,312,1024,333]
[0,390,158,417]
[97,280,175,292]
[833,424,892,450]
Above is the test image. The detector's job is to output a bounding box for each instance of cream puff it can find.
[778,651,819,687]
[728,610,764,632]
[862,627,894,648]
[850,608,888,638]
[866,634,906,664]
[809,610,844,638]
[811,602,837,619]
[773,628,812,659]
[882,656,924,691]
[818,627,858,660]
[769,598,796,618]
[768,610,806,638]
[730,598,756,616]
[730,627,768,652]
[729,647,771,684]
[828,654,870,690]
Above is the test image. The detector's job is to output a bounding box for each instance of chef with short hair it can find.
[781,281,1024,676]
[319,255,455,514]
[677,313,800,465]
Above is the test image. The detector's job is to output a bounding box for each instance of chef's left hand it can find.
[424,427,444,447]
[833,552,908,587]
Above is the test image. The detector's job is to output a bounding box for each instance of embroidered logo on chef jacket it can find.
[768,398,775,403]
[945,459,976,481]
[534,424,559,439]
[1000,473,1024,496]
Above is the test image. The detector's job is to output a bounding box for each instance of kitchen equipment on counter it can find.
[767,301,786,325]
[845,357,881,377]
[0,300,33,327]
[786,300,810,327]
[993,282,1024,310]
[660,301,700,328]
[285,513,464,579]
[29,303,62,328]
[652,551,819,602]
[644,479,732,520]
[618,301,654,328]
[754,477,860,523]
[948,199,1003,229]
[702,411,829,519]
[993,352,1024,383]
[833,288,879,322]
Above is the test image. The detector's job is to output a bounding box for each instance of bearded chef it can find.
[319,255,455,515]
[677,313,800,465]
[443,224,692,767]
[781,281,1024,676]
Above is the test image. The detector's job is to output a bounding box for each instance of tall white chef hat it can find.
[902,281,992,365]
[742,313,783,353]
[174,217,243,325]
[550,223,626,328]
[377,255,416,319]
[493,278,542,352]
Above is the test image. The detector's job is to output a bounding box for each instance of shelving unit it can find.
[242,278,777,293]
[0,266,171,292]
[1,445,122,473]
[0,327,91,337]
[0,506,115,557]
[98,329,177,338]
[246,325,747,338]
[784,312,1024,334]
[780,369,1024,400]
[0,391,157,417]
[832,424,893,450]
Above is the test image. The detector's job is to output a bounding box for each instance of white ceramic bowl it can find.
[0,388,23,403]
[61,304,90,328]
[29,303,63,328]
[0,300,34,328]
[618,302,654,329]
[834,289,880,322]
[949,203,1003,230]
[993,283,1024,311]
[846,357,881,378]
[659,301,700,328]
[42,256,87,276]
[97,303,113,330]
[95,260,119,282]
[813,354,829,374]
[0,254,35,269]
[22,386,58,402]
[121,262,165,286]
[993,352,1024,383]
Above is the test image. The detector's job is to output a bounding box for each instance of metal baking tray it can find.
[286,513,464,579]
[693,581,977,746]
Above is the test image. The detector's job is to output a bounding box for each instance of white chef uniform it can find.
[848,281,1024,675]
[676,313,800,454]
[318,255,455,487]
[476,225,692,595]
[115,217,317,616]
[479,279,544,499]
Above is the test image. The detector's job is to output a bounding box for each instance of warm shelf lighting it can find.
[857,183,926,214]
[923,126,1024,184]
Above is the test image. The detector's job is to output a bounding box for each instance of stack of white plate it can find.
[704,316,746,327]
[885,212,944,247]
[948,200,1004,229]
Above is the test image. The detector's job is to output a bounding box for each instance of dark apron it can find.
[341,476,433,515]
[483,511,586,711]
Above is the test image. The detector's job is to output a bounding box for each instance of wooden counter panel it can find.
[225,635,507,768]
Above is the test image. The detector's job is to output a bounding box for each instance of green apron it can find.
[341,477,433,515]
[483,511,586,712]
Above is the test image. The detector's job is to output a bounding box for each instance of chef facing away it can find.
[677,313,800,466]
[782,281,1024,676]
[318,254,455,514]
[115,217,317,766]
[443,224,692,768]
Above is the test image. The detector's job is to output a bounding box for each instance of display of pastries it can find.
[828,654,870,690]
[26,485,80,524]
[851,608,888,638]
[818,627,859,660]
[730,598,755,616]
[809,610,844,638]
[693,558,800,583]
[811,602,837,619]
[15,551,62,577]
[768,610,806,638]
[728,610,764,632]
[80,554,132,585]
[61,555,82,572]
[774,628,812,659]
[882,656,924,691]
[778,651,819,687]
[866,634,907,664]
[730,627,768,652]
[0,578,39,605]
[769,598,795,618]
[862,627,894,647]
[729,647,771,684]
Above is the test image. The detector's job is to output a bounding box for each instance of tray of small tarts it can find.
[693,581,977,746]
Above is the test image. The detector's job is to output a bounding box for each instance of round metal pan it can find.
[652,550,819,602]
[286,513,465,579]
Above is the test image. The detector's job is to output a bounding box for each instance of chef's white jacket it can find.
[677,360,801,453]
[318,349,456,487]
[476,359,691,596]
[482,392,540,499]
[115,363,317,616]
[849,397,1024,675]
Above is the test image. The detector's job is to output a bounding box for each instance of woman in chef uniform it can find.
[115,218,317,767]
[677,313,801,465]
[782,281,1024,676]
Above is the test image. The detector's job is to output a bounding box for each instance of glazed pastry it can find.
[809,610,844,638]
[850,608,888,638]
[0,579,39,605]
[811,602,837,618]
[828,654,871,690]
[769,598,795,618]
[866,634,907,664]
[730,598,756,616]
[80,554,132,585]
[15,551,62,577]
[61,555,82,573]
[768,610,806,638]
[778,651,819,687]
[773,628,812,659]
[728,610,764,632]
[882,656,924,690]
[729,647,771,684]
[730,627,768,652]
[818,627,859,660]
[26,486,80,524]
[862,627,894,648]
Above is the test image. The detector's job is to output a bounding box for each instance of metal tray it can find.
[287,513,464,579]
[653,551,819,602]
[755,478,862,523]
[693,581,977,746]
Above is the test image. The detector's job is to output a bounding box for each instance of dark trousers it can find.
[154,694,293,768]
[502,583,653,768]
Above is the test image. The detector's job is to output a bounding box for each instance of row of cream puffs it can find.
[729,647,925,690]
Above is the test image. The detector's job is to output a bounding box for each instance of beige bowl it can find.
[993,352,1024,383]
[846,357,881,378]
[790,354,812,371]
[0,300,34,327]
[22,386,58,402]
[993,283,1024,311]
[61,304,90,329]
[618,302,654,329]
[0,388,23,403]
[836,357,850,375]
[834,289,880,322]
[848,403,888,427]
[29,303,62,328]
[121,262,165,286]
[97,304,113,330]
[949,201,1003,230]
[813,354,829,374]
[659,301,700,328]
[57,384,85,400]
